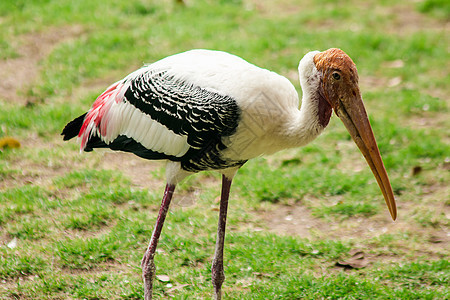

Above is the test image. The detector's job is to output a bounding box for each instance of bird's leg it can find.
[141,183,176,300]
[212,175,233,300]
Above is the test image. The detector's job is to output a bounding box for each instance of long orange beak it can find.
[335,95,397,220]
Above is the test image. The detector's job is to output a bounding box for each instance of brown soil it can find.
[0,25,86,105]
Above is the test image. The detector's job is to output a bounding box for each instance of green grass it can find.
[1,0,449,298]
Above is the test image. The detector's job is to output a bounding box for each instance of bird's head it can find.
[314,48,360,112]
[308,48,397,220]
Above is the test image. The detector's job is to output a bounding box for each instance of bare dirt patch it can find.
[257,187,449,264]
[0,135,66,190]
[246,0,449,34]
[99,152,220,208]
[259,204,325,238]
[100,152,165,191]
[245,0,302,17]
[384,5,450,34]
[405,111,450,133]
[0,25,86,105]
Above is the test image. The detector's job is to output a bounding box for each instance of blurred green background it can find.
[0,0,448,299]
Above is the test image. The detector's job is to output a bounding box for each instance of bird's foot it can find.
[212,258,225,300]
[141,252,156,300]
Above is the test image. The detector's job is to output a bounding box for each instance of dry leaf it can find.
[336,250,368,269]
[384,59,404,68]
[7,237,18,249]
[388,77,402,87]
[429,234,447,244]
[412,166,422,176]
[0,137,21,149]
[166,284,190,294]
[156,274,170,282]
[252,272,274,278]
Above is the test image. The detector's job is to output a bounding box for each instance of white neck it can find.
[281,92,328,149]
[280,51,331,149]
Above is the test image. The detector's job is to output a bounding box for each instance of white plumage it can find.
[107,100,189,157]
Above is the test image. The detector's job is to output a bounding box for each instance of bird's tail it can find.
[61,113,87,141]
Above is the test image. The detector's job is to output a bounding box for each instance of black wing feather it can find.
[61,113,87,141]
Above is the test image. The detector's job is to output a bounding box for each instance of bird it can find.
[62,48,397,300]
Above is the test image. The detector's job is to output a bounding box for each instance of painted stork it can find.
[62,48,397,299]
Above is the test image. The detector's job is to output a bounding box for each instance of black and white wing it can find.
[75,66,246,172]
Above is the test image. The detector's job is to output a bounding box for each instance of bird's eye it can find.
[332,72,341,80]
